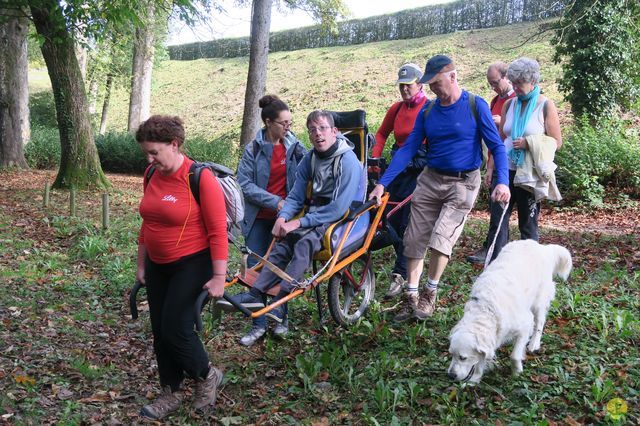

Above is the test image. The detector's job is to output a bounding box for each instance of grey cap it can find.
[396,63,423,84]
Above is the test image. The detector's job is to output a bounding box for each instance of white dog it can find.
[447,240,572,384]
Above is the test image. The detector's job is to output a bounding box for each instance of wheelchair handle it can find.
[130,280,143,320]
[347,199,377,221]
[195,290,210,331]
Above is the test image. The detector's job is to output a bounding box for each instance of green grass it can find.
[29,20,565,144]
[0,173,637,423]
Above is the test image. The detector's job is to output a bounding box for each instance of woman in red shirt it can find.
[135,116,228,420]
[371,64,428,300]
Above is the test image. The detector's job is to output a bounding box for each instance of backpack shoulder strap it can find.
[468,93,479,124]
[188,161,202,205]
[422,100,436,121]
[144,165,156,191]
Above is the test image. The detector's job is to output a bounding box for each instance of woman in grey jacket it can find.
[235,95,306,345]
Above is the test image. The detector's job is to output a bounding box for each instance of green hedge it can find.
[556,116,640,205]
[25,130,239,174]
[169,0,565,59]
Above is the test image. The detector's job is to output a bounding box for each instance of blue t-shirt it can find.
[380,91,509,186]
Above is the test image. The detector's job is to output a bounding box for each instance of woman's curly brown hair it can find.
[135,115,185,146]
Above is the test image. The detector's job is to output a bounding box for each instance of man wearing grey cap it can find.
[369,54,511,322]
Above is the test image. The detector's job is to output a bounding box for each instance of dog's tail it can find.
[548,244,572,281]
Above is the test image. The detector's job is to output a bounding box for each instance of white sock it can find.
[426,278,439,291]
[406,282,419,294]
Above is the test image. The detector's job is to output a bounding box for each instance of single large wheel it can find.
[327,255,376,326]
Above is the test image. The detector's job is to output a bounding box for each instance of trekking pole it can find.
[102,193,109,230]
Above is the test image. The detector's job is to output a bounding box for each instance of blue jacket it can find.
[279,135,362,228]
[237,128,306,235]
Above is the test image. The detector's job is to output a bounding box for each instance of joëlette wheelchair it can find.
[130,109,391,329]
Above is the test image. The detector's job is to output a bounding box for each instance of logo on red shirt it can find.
[162,195,178,203]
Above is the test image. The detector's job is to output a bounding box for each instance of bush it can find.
[26,128,241,174]
[556,115,640,205]
[183,132,239,170]
[25,125,61,169]
[95,132,147,173]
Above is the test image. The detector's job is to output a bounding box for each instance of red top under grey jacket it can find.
[138,157,228,264]
[372,96,429,158]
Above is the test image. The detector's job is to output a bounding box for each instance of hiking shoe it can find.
[272,318,289,338]
[265,303,285,323]
[393,292,419,323]
[140,386,183,420]
[240,326,267,347]
[193,366,224,411]
[467,247,488,264]
[415,288,438,320]
[384,273,405,299]
[216,291,264,312]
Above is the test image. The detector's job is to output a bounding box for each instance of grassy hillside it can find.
[29,20,564,144]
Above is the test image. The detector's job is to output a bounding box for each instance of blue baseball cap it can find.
[418,55,454,84]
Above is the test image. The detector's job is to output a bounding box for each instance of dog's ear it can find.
[475,335,495,360]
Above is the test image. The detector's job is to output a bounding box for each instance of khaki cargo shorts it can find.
[403,168,480,258]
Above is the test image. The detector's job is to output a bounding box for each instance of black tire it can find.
[327,255,376,326]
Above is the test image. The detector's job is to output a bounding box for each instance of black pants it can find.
[145,249,212,391]
[385,170,419,279]
[487,170,540,262]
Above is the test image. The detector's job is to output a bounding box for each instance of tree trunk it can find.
[127,4,155,133]
[0,9,29,169]
[239,0,273,148]
[30,2,110,189]
[99,74,114,135]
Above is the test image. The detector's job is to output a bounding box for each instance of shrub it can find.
[95,132,147,173]
[25,125,61,169]
[184,132,239,170]
[556,115,640,205]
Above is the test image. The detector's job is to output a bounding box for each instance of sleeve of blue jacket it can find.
[237,142,281,211]
[378,102,427,187]
[475,97,509,186]
[279,152,362,228]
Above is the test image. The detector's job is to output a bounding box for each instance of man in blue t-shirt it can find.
[369,55,511,322]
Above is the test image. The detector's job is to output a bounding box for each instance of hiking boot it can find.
[140,386,183,420]
[415,288,438,320]
[393,291,419,323]
[239,326,267,347]
[216,291,264,312]
[467,247,487,264]
[272,318,289,338]
[193,366,224,411]
[384,273,405,299]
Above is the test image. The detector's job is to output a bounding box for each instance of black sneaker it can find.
[466,247,487,264]
[216,291,264,312]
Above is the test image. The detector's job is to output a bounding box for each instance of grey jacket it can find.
[237,128,306,235]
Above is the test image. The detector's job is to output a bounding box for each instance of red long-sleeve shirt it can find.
[138,157,228,264]
[372,97,429,158]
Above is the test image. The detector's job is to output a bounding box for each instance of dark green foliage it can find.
[556,116,640,205]
[95,132,147,173]
[25,125,61,169]
[183,133,239,169]
[552,0,640,119]
[168,0,566,59]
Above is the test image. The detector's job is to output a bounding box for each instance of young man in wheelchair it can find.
[218,110,362,346]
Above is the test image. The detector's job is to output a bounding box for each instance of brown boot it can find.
[140,386,183,420]
[415,288,437,320]
[393,291,419,323]
[193,366,224,411]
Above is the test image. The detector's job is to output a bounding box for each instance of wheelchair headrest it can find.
[330,110,368,134]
